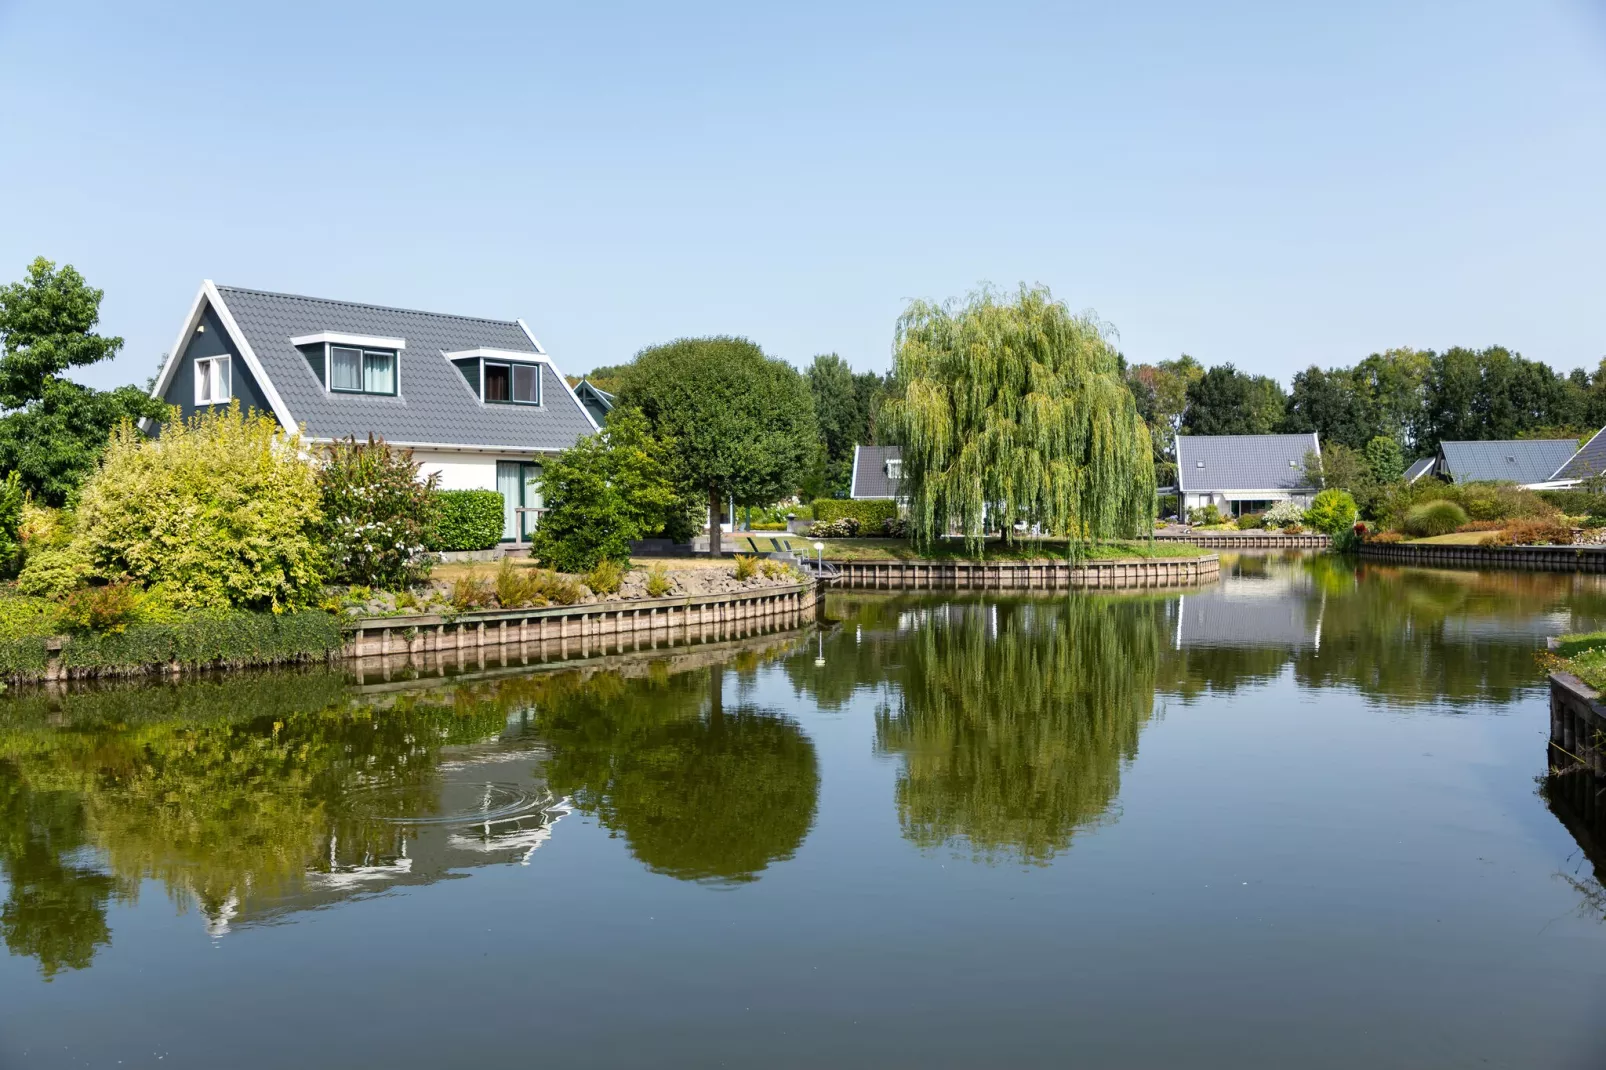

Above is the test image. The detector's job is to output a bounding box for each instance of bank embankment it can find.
[1360,542,1606,573]
[1152,532,1330,548]
[831,555,1218,590]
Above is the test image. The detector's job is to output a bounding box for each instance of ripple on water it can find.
[343,782,555,827]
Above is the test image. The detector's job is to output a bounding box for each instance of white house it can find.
[149,281,598,543]
[1174,433,1321,517]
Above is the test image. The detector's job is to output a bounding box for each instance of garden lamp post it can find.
[813,541,824,574]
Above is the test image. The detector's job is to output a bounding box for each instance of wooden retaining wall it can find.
[1359,542,1606,573]
[1550,672,1606,776]
[1152,533,1331,549]
[831,555,1218,591]
[345,582,817,660]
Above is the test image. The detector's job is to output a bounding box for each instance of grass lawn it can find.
[1401,531,1496,546]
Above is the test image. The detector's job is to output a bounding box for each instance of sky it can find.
[1,0,1604,391]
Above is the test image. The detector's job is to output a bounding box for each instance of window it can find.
[885,459,902,479]
[194,355,231,405]
[496,461,544,540]
[330,346,397,395]
[484,361,540,405]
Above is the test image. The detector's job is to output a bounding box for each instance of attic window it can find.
[194,355,230,405]
[885,459,902,479]
[1506,455,1516,463]
[330,347,397,395]
[1289,459,1298,467]
[485,361,539,405]
[1196,461,1205,468]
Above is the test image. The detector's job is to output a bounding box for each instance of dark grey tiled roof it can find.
[1550,428,1606,483]
[1437,439,1577,485]
[1174,434,1319,493]
[851,445,902,499]
[1403,457,1436,483]
[216,286,595,450]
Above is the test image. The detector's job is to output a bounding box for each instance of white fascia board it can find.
[204,281,297,430]
[149,282,211,402]
[517,319,600,433]
[442,347,550,363]
[301,438,563,456]
[290,331,406,350]
[849,445,861,498]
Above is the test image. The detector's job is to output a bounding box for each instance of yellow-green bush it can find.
[812,499,897,526]
[16,545,91,597]
[585,558,623,595]
[645,561,672,597]
[75,407,328,611]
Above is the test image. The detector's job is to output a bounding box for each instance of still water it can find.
[2,554,1605,1068]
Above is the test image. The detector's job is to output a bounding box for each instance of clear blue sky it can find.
[2,1,1603,391]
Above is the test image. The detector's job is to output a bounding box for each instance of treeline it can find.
[1125,346,1606,483]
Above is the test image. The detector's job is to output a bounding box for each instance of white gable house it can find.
[1175,433,1321,517]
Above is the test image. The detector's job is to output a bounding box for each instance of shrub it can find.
[16,545,91,597]
[451,569,492,610]
[58,609,343,673]
[318,435,439,589]
[531,568,584,605]
[1537,489,1606,517]
[1492,519,1574,546]
[812,499,898,526]
[530,409,681,573]
[1403,500,1468,538]
[1367,530,1405,544]
[585,557,624,595]
[60,581,142,634]
[75,406,327,611]
[18,500,71,553]
[428,490,506,552]
[751,521,788,531]
[1188,504,1222,526]
[1383,480,1555,530]
[1235,512,1264,531]
[811,517,860,538]
[733,554,759,581]
[0,594,64,638]
[644,562,673,597]
[0,471,23,578]
[1282,523,1304,534]
[1263,500,1306,526]
[494,558,540,607]
[1305,489,1359,536]
[881,517,911,538]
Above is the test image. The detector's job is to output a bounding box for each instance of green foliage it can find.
[1364,435,1405,483]
[810,517,860,538]
[733,554,758,581]
[1403,500,1468,537]
[618,336,817,554]
[529,409,682,573]
[585,557,623,595]
[15,545,90,597]
[1182,363,1286,436]
[75,405,327,612]
[883,285,1155,555]
[644,562,672,597]
[1188,504,1222,526]
[0,594,63,638]
[1125,355,1203,467]
[318,436,438,589]
[804,354,890,498]
[1235,511,1264,530]
[1305,489,1359,536]
[535,569,585,605]
[0,259,169,505]
[0,472,22,578]
[1382,479,1555,530]
[451,569,492,610]
[427,490,505,552]
[812,498,897,526]
[60,582,141,634]
[1538,489,1606,517]
[56,610,341,674]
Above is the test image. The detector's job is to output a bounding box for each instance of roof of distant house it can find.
[1403,457,1436,484]
[1174,434,1320,493]
[850,445,902,499]
[1549,429,1606,483]
[1437,439,1578,485]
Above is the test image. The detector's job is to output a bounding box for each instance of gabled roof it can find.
[1549,427,1606,483]
[575,379,616,411]
[850,445,902,499]
[152,282,598,450]
[1403,457,1436,484]
[1436,439,1577,485]
[1174,434,1319,493]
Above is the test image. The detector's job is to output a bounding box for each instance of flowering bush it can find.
[810,517,860,538]
[1263,500,1306,527]
[318,435,439,590]
[76,406,327,611]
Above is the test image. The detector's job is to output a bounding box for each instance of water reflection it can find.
[0,637,818,977]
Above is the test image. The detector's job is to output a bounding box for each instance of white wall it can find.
[412,451,499,491]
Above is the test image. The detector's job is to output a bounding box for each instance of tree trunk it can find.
[708,485,722,556]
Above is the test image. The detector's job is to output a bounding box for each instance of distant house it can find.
[1174,433,1320,517]
[1542,429,1606,488]
[149,281,599,543]
[574,379,616,427]
[850,445,902,500]
[1402,457,1436,484]
[1431,439,1579,488]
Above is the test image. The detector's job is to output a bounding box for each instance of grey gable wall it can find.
[158,302,275,426]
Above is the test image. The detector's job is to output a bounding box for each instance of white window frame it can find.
[194,355,231,405]
[885,458,902,479]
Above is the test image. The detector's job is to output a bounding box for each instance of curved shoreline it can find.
[1359,542,1606,573]
[830,555,1219,590]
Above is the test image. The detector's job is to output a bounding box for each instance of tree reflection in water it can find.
[0,638,819,977]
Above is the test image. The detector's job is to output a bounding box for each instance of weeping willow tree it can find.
[882,285,1155,554]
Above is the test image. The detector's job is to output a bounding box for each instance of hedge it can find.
[1537,489,1606,517]
[428,490,506,551]
[59,610,344,675]
[812,499,898,526]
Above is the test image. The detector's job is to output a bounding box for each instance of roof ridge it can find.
[214,285,522,328]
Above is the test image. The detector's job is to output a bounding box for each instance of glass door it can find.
[497,461,544,542]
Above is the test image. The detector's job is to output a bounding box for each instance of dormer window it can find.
[290,332,405,397]
[444,348,544,406]
[885,458,902,479]
[194,355,231,405]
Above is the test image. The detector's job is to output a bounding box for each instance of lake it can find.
[2,553,1605,1068]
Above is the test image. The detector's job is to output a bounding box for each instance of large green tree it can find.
[617,336,817,555]
[1182,363,1287,436]
[0,258,169,505]
[1125,354,1203,484]
[804,353,891,499]
[882,285,1154,553]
